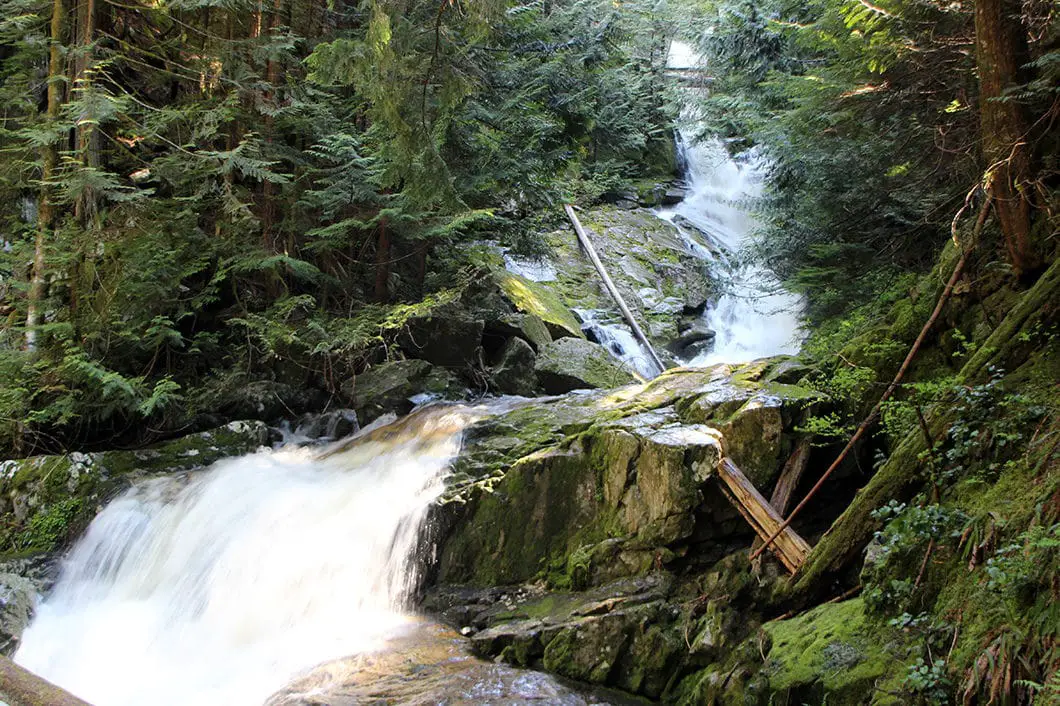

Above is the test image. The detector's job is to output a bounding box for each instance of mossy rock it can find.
[437,359,830,589]
[534,338,638,393]
[0,421,268,555]
[344,359,463,424]
[760,598,905,705]
[494,271,585,340]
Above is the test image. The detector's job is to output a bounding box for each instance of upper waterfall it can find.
[660,41,804,365]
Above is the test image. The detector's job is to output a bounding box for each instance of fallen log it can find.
[748,195,992,564]
[0,655,93,706]
[716,458,811,573]
[564,204,666,376]
[792,251,1060,599]
[750,440,813,567]
[769,439,813,516]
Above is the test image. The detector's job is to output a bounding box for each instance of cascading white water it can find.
[574,308,657,379]
[14,407,475,706]
[661,42,804,365]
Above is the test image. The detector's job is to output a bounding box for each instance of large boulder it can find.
[534,338,638,393]
[0,420,268,555]
[398,311,485,368]
[517,206,714,350]
[493,271,585,340]
[435,358,826,589]
[490,337,538,396]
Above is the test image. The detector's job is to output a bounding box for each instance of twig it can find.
[914,538,936,589]
[825,583,863,604]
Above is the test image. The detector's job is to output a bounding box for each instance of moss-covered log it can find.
[792,256,1060,599]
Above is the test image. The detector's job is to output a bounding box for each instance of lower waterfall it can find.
[14,407,475,706]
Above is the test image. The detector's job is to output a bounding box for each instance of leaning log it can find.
[716,458,812,573]
[792,255,1060,599]
[0,655,94,706]
[564,204,666,376]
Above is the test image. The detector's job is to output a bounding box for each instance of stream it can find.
[11,39,805,706]
[660,41,804,367]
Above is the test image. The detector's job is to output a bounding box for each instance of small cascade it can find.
[13,405,484,706]
[575,308,659,379]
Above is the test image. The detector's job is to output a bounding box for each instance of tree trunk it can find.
[25,0,65,352]
[791,256,1060,602]
[975,0,1038,275]
[74,0,99,227]
[374,217,391,303]
[259,0,284,253]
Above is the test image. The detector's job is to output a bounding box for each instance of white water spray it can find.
[574,308,657,379]
[14,407,475,706]
[661,41,804,365]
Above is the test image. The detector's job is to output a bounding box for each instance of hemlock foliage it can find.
[684,0,1058,321]
[0,0,675,455]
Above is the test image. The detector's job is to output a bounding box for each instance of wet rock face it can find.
[343,359,463,424]
[0,572,37,655]
[434,358,826,590]
[534,338,639,394]
[263,620,638,706]
[0,420,268,555]
[424,575,681,699]
[524,206,714,351]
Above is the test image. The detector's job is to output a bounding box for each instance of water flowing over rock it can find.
[0,421,269,556]
[657,137,804,366]
[11,407,480,706]
[499,207,714,357]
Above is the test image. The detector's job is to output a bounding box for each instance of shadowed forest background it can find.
[0,0,1055,457]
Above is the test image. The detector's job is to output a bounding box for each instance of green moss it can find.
[494,271,584,339]
[762,598,906,704]
[17,498,83,553]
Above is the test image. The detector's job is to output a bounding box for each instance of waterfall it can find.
[14,406,478,706]
[661,41,804,365]
[575,308,658,379]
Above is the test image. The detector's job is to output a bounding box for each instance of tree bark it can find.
[374,216,391,303]
[74,0,99,227]
[791,255,1060,601]
[25,0,65,352]
[565,204,665,376]
[716,458,812,574]
[975,0,1038,275]
[259,0,284,253]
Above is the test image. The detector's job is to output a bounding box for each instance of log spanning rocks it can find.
[434,357,825,590]
[422,358,926,704]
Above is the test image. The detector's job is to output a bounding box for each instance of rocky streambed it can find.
[0,203,898,705]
